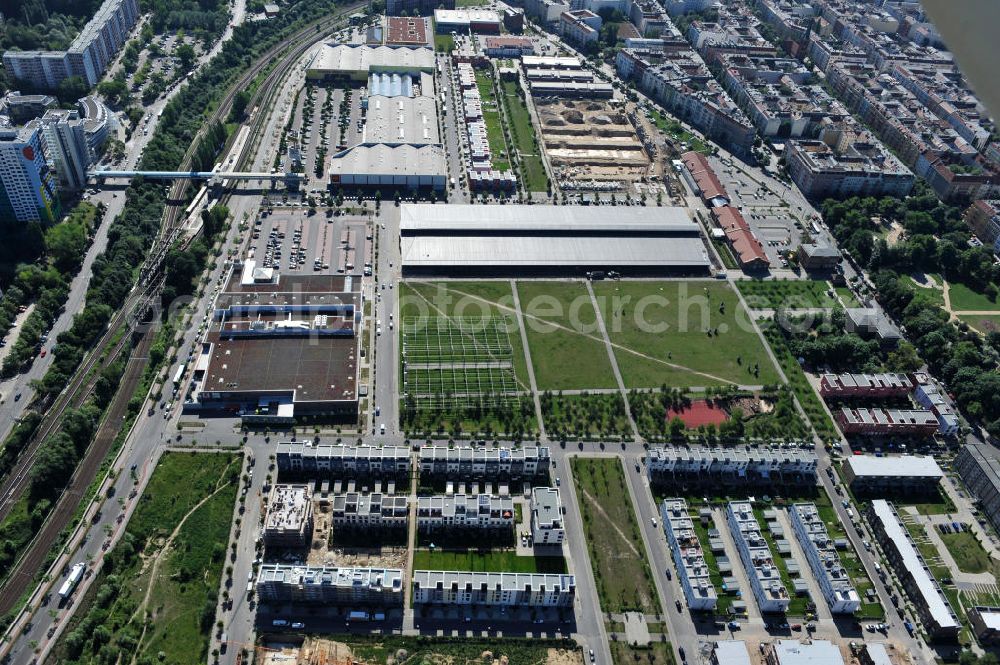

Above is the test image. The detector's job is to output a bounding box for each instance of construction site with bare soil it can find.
[261,638,584,665]
[305,496,408,570]
[534,98,660,195]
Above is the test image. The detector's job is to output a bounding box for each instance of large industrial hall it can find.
[398,204,711,276]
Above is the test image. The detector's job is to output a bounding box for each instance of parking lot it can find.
[249,210,370,276]
[709,155,813,267]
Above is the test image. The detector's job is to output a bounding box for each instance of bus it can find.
[173,363,186,385]
[58,562,86,601]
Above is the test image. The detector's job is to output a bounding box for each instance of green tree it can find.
[45,220,88,273]
[56,76,88,104]
[176,43,196,71]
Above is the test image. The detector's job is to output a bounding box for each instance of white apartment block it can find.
[788,503,861,614]
[531,487,565,545]
[417,444,550,479]
[256,565,403,606]
[331,493,409,529]
[37,109,92,191]
[661,498,718,610]
[3,0,140,90]
[726,501,790,613]
[263,484,314,548]
[0,125,60,224]
[647,446,817,484]
[416,494,514,533]
[412,570,575,606]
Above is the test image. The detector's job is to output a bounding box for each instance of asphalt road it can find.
[1,9,964,665]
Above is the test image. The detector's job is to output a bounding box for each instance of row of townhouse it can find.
[332,492,409,530]
[661,498,718,611]
[256,565,404,606]
[416,494,515,533]
[788,503,860,614]
[819,370,958,436]
[818,372,914,399]
[866,500,960,639]
[276,443,411,479]
[417,444,551,479]
[646,445,817,486]
[256,565,575,608]
[835,407,938,437]
[726,501,790,613]
[412,570,576,606]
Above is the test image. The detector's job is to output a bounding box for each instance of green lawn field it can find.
[736,279,837,309]
[593,281,781,388]
[500,79,548,192]
[412,549,566,573]
[475,70,510,171]
[948,281,1000,312]
[516,281,619,390]
[963,314,1000,334]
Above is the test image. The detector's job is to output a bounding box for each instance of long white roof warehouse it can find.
[399,204,710,276]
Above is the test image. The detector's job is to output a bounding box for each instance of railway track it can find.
[0,2,363,619]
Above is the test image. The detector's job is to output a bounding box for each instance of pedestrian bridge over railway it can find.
[87,170,306,189]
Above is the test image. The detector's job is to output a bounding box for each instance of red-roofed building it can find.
[386,16,430,46]
[681,151,728,206]
[713,205,769,270]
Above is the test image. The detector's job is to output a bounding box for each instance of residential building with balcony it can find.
[256,565,404,606]
[412,570,576,606]
[560,10,602,47]
[661,498,717,610]
[784,130,914,200]
[0,124,60,224]
[616,47,755,157]
[955,444,1000,537]
[866,500,960,639]
[788,503,860,614]
[531,487,565,545]
[276,443,411,480]
[416,494,514,534]
[726,501,790,613]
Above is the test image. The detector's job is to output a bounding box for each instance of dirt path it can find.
[579,488,641,558]
[128,462,235,665]
[415,282,739,387]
